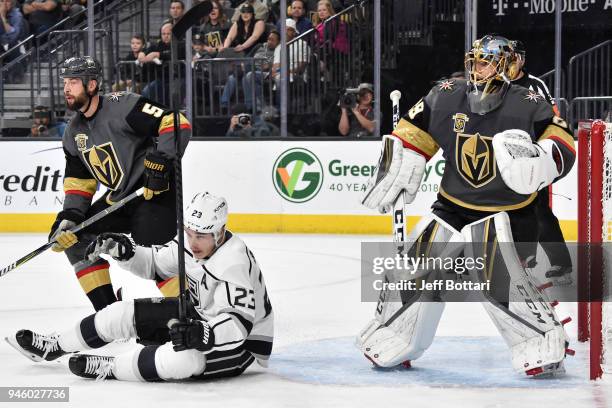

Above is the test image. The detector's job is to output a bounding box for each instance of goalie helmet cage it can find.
[577,119,612,380]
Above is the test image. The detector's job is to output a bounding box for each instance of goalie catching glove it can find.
[362,135,426,213]
[168,318,215,352]
[84,232,136,262]
[49,209,84,252]
[143,150,171,200]
[493,129,563,195]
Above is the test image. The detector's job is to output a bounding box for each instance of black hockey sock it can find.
[79,314,110,349]
[86,284,118,311]
[137,345,162,382]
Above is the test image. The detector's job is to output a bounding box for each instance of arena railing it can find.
[0,35,35,132]
[568,40,611,102]
[114,59,187,109]
[44,18,118,116]
[570,97,612,128]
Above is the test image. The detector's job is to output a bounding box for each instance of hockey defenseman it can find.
[50,56,191,311]
[6,192,274,381]
[357,35,575,377]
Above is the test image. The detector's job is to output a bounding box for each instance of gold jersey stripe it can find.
[158,112,191,134]
[77,268,111,294]
[392,119,440,159]
[157,277,180,297]
[537,124,575,152]
[439,187,537,212]
[63,177,97,195]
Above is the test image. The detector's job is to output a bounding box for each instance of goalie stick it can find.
[0,188,144,278]
[389,90,406,247]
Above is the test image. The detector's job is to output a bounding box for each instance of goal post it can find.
[577,119,612,380]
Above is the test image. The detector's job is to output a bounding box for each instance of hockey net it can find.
[577,120,612,380]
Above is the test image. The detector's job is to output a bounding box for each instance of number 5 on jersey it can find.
[142,103,164,118]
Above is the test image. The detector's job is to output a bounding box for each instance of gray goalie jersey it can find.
[118,231,274,364]
[61,92,191,212]
[392,79,575,212]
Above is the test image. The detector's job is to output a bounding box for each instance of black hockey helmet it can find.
[59,56,103,89]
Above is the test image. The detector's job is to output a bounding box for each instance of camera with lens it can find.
[339,88,359,109]
[235,113,252,129]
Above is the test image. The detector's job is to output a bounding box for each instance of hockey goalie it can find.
[357,35,576,377]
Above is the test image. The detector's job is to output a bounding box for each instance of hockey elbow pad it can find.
[362,135,426,213]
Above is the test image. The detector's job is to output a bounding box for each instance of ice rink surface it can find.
[0,233,610,408]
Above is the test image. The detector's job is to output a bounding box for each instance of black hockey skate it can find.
[5,330,67,362]
[545,265,573,286]
[69,354,116,380]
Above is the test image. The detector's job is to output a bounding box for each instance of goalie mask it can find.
[185,192,228,246]
[464,35,513,115]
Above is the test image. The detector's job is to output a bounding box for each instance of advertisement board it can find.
[0,140,577,237]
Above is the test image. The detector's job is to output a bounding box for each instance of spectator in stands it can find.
[231,0,267,24]
[243,30,279,110]
[198,0,230,58]
[276,0,312,34]
[60,0,85,28]
[191,33,205,67]
[221,29,279,110]
[113,34,145,92]
[22,0,62,35]
[338,82,375,137]
[0,0,28,82]
[139,22,184,104]
[222,3,265,56]
[314,0,348,54]
[165,0,184,25]
[29,105,66,138]
[272,18,310,87]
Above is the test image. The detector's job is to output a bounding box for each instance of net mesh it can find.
[602,122,612,373]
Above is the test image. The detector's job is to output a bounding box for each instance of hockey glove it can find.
[168,318,214,352]
[493,129,562,195]
[84,232,136,262]
[49,209,84,252]
[143,151,171,200]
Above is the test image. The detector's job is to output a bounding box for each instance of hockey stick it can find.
[171,0,211,320]
[0,188,144,279]
[389,90,406,247]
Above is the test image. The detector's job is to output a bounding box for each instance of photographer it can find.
[29,105,65,138]
[226,103,278,137]
[338,83,375,137]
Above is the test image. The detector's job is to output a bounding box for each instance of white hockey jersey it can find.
[118,231,274,364]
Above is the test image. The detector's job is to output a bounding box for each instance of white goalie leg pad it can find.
[356,214,463,367]
[154,342,206,380]
[113,344,146,381]
[362,135,426,213]
[462,212,569,374]
[493,130,562,195]
[94,300,137,342]
[358,302,445,367]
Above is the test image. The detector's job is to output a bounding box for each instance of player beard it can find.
[65,91,89,111]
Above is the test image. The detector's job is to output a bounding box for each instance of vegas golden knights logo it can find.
[82,142,124,190]
[456,133,496,188]
[206,32,222,48]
